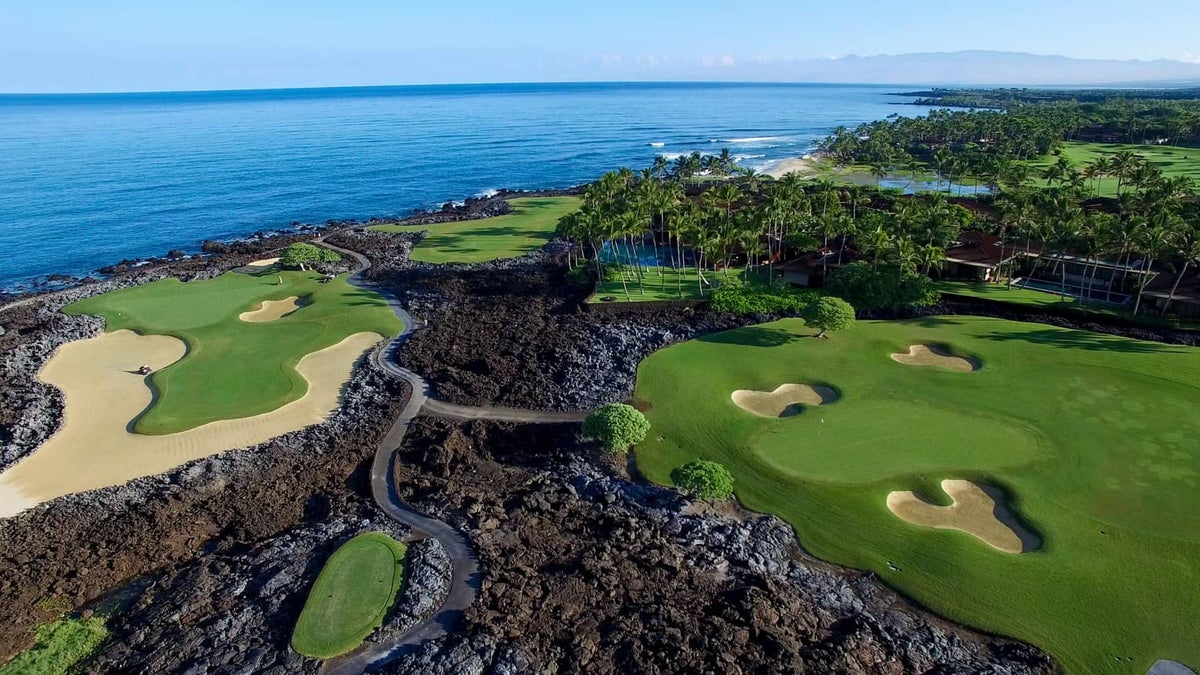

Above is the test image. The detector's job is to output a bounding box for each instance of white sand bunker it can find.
[1148,660,1197,675]
[887,479,1039,554]
[731,383,838,418]
[239,296,302,322]
[890,345,978,372]
[233,257,280,274]
[0,329,382,517]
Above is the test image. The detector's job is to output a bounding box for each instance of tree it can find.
[279,242,340,270]
[582,403,650,453]
[670,460,735,500]
[802,297,856,338]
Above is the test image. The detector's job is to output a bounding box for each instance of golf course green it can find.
[63,269,402,435]
[291,532,407,660]
[1029,141,1200,196]
[633,316,1200,674]
[369,196,580,263]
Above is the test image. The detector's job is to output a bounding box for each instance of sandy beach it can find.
[0,329,382,517]
[764,155,821,179]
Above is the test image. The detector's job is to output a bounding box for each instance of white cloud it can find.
[1176,52,1200,64]
[600,53,622,65]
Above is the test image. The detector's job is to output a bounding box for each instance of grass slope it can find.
[634,316,1200,674]
[64,270,402,434]
[291,532,407,660]
[369,196,581,263]
[0,618,108,675]
[1029,141,1200,196]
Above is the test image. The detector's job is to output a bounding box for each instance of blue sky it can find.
[3,0,1199,92]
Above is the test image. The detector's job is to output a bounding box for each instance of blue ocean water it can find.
[0,82,934,290]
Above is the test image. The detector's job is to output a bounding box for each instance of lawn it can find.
[369,196,581,263]
[588,266,748,303]
[291,532,407,660]
[1028,141,1200,197]
[0,617,108,675]
[935,280,1080,308]
[63,269,403,435]
[633,316,1200,674]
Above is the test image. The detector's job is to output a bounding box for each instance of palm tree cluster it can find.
[996,155,1199,315]
[557,161,976,302]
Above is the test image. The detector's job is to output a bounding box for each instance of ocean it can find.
[0,82,935,290]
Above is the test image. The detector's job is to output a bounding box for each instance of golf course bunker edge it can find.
[886,479,1040,553]
[239,296,303,322]
[731,383,839,418]
[890,344,979,372]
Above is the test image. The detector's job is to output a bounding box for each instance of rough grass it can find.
[634,316,1200,674]
[291,532,407,660]
[1028,141,1200,197]
[0,617,108,675]
[369,196,580,263]
[63,270,402,434]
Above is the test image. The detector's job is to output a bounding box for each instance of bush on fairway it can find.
[802,297,856,338]
[583,403,651,452]
[671,460,735,499]
[279,242,341,270]
[291,532,407,660]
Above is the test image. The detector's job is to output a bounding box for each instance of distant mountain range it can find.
[687,51,1200,87]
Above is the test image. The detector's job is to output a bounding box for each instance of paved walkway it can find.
[316,238,585,673]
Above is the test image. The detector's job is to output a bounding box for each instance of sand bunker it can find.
[731,383,838,418]
[233,257,280,274]
[239,296,302,322]
[1148,660,1197,675]
[0,329,382,517]
[890,345,978,372]
[887,479,1039,554]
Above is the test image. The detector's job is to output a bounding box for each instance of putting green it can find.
[291,532,407,659]
[369,196,580,263]
[63,269,402,434]
[634,316,1200,674]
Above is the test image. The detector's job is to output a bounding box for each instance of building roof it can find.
[777,244,862,274]
[944,231,1026,268]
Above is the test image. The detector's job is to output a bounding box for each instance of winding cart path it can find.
[317,239,585,674]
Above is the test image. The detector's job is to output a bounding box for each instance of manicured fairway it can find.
[1029,141,1200,196]
[633,316,1200,674]
[63,270,402,434]
[291,533,407,660]
[369,196,581,263]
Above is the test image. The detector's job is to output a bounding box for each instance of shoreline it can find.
[762,154,824,179]
[0,186,582,301]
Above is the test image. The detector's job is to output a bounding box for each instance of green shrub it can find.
[583,403,651,452]
[825,262,939,310]
[601,262,627,283]
[708,279,821,315]
[803,297,856,337]
[279,242,341,270]
[566,265,593,288]
[671,460,735,499]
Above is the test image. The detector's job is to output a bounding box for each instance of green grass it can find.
[63,270,402,434]
[291,532,407,660]
[588,267,748,303]
[0,617,108,675]
[1029,141,1200,197]
[935,280,1081,308]
[633,316,1200,674]
[369,196,581,263]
